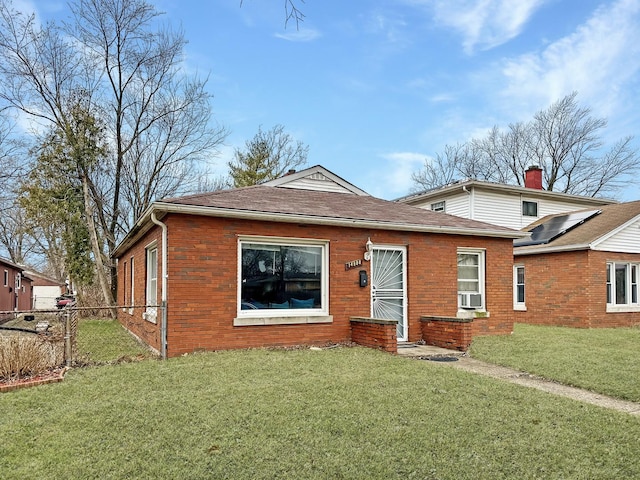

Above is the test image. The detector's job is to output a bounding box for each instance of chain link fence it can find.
[0,305,159,382]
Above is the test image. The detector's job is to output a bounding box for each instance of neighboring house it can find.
[0,257,33,315]
[397,166,617,230]
[513,201,640,328]
[113,165,523,358]
[25,271,65,310]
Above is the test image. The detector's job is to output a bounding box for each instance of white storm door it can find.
[371,246,407,342]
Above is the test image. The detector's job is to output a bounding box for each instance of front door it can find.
[371,246,407,342]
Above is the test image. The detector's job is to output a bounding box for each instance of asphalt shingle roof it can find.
[516,200,640,251]
[162,185,519,235]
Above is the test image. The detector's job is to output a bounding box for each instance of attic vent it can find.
[308,173,329,181]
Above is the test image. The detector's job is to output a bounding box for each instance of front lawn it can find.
[1,347,639,479]
[470,323,640,402]
[76,318,156,364]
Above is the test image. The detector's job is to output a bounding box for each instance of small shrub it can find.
[0,334,64,381]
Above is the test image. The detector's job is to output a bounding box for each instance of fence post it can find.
[65,310,72,367]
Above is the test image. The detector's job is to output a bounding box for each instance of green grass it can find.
[1,347,639,479]
[470,323,640,402]
[76,319,155,364]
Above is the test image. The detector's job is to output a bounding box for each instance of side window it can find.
[514,265,526,310]
[522,200,538,217]
[145,246,158,322]
[607,262,640,311]
[129,256,135,314]
[457,249,485,310]
[430,201,445,212]
[3,270,7,287]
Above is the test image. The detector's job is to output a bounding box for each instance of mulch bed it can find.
[0,367,68,393]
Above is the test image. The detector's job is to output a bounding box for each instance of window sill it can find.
[234,315,333,326]
[514,305,527,311]
[606,305,640,313]
[457,309,490,319]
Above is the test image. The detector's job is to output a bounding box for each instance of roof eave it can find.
[514,243,591,256]
[113,202,525,257]
[399,181,618,206]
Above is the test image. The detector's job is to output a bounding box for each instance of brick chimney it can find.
[525,165,543,190]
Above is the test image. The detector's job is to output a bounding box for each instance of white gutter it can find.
[514,243,591,256]
[151,212,168,359]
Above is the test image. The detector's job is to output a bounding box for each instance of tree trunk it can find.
[82,174,117,317]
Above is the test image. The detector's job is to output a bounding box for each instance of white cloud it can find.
[405,0,547,53]
[365,151,426,198]
[274,28,321,42]
[500,0,640,118]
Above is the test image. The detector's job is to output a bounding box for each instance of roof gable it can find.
[261,165,369,196]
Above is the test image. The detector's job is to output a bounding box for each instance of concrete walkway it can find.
[397,344,640,416]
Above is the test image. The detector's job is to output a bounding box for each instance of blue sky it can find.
[20,0,640,200]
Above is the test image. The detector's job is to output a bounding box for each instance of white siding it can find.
[594,217,640,253]
[409,187,611,230]
[472,191,523,228]
[443,193,470,218]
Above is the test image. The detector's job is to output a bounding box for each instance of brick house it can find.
[113,166,523,358]
[0,257,32,316]
[513,201,640,327]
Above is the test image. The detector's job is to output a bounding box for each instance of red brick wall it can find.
[421,316,473,351]
[350,318,397,354]
[514,250,640,328]
[117,227,163,352]
[117,214,515,357]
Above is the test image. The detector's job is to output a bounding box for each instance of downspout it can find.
[151,212,168,359]
[462,185,474,219]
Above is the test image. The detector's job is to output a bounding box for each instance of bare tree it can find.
[412,92,638,197]
[240,1,306,28]
[228,124,308,187]
[0,0,227,308]
[411,143,466,192]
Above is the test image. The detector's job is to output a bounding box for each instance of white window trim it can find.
[513,264,527,311]
[144,243,158,323]
[129,256,135,315]
[430,201,446,213]
[456,248,487,316]
[3,270,7,287]
[606,261,640,313]
[234,235,332,326]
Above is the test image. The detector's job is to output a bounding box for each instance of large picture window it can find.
[607,262,639,311]
[457,249,485,310]
[239,239,327,314]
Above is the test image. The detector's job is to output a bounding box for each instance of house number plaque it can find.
[345,259,363,270]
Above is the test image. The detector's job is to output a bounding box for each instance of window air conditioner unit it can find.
[459,293,482,308]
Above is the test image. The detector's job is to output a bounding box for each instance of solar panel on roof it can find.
[514,209,601,247]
